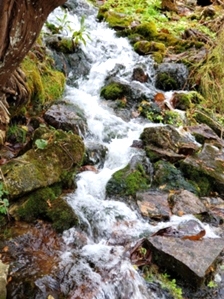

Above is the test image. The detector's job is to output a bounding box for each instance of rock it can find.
[201,196,224,227]
[155,63,189,91]
[44,101,87,136]
[187,123,222,145]
[132,67,149,83]
[106,154,152,198]
[1,127,84,199]
[153,160,199,194]
[169,190,207,216]
[136,191,171,220]
[181,142,224,196]
[148,235,224,287]
[140,125,200,160]
[83,141,108,168]
[0,261,9,299]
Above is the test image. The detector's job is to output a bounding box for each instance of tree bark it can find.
[0,0,67,143]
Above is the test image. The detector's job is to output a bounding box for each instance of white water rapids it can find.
[44,2,219,298]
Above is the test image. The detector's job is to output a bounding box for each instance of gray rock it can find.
[44,101,87,136]
[148,236,224,287]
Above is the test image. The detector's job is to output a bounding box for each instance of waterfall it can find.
[40,1,219,298]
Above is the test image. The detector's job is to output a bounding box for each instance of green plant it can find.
[0,183,9,215]
[72,16,91,47]
[35,138,48,150]
[161,273,183,299]
[207,280,218,288]
[46,11,72,35]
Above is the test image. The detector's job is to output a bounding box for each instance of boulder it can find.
[1,126,84,199]
[148,235,224,287]
[44,101,87,136]
[181,142,224,196]
[155,63,189,91]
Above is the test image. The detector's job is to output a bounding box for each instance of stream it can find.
[5,0,223,298]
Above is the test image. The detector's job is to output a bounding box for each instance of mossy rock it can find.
[1,126,85,199]
[134,22,158,40]
[11,186,78,233]
[134,40,165,57]
[106,157,151,197]
[153,160,199,194]
[193,109,223,137]
[155,72,179,91]
[138,101,163,123]
[98,9,133,30]
[172,90,204,111]
[179,161,213,197]
[21,45,65,114]
[46,36,75,54]
[100,82,129,100]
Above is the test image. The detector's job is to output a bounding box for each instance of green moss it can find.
[163,110,184,127]
[17,187,58,222]
[6,124,28,144]
[106,163,150,197]
[47,196,79,232]
[155,72,179,91]
[21,48,65,113]
[100,10,133,29]
[100,82,128,100]
[15,185,78,233]
[134,41,165,57]
[134,22,158,40]
[153,160,199,194]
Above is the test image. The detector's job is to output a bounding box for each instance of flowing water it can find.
[33,1,220,298]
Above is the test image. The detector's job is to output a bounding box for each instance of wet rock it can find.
[155,63,189,91]
[46,44,91,83]
[1,126,84,199]
[147,235,224,287]
[132,67,149,83]
[201,197,224,227]
[106,154,152,198]
[194,109,224,138]
[180,142,224,196]
[169,190,207,216]
[187,123,222,145]
[83,141,108,168]
[136,191,171,220]
[140,125,200,162]
[153,160,199,194]
[0,261,9,299]
[44,101,87,136]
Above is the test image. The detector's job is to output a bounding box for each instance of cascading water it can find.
[36,1,220,298]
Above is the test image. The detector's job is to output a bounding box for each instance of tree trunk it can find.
[0,0,66,144]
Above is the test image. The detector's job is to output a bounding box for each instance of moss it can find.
[134,40,165,56]
[134,22,158,40]
[15,185,78,233]
[106,163,150,197]
[16,187,58,222]
[21,47,65,114]
[47,196,79,233]
[163,110,184,127]
[153,160,199,194]
[100,82,128,100]
[6,124,28,144]
[155,72,179,91]
[48,37,75,54]
[100,10,133,30]
[179,161,212,196]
